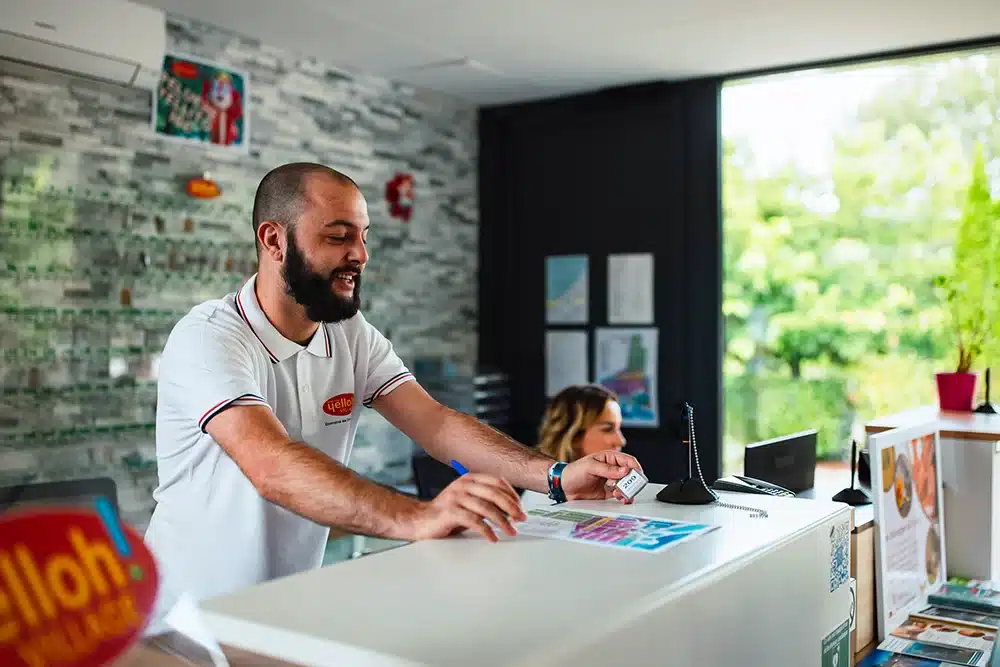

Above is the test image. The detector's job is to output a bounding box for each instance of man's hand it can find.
[409,473,527,543]
[561,450,644,503]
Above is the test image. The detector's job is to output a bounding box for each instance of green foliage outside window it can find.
[723,50,1000,469]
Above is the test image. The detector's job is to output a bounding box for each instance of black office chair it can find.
[410,453,531,500]
[411,453,459,500]
[0,477,119,517]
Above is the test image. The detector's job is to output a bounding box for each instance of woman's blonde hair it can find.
[538,384,618,462]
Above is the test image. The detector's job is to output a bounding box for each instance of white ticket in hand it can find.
[615,468,648,500]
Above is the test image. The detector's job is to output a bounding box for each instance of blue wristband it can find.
[547,462,568,503]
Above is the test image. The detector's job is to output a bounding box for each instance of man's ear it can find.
[257,221,285,262]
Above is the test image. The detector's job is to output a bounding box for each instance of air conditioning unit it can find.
[0,0,166,90]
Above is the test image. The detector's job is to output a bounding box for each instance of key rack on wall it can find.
[0,13,481,530]
[0,142,258,528]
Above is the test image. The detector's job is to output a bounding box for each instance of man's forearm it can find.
[254,440,423,540]
[422,408,555,493]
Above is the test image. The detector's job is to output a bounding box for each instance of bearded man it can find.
[143,162,643,625]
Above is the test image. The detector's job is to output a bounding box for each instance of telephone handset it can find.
[712,475,795,498]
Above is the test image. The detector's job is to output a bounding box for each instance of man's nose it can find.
[345,236,368,265]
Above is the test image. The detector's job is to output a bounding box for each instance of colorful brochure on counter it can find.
[517,507,718,553]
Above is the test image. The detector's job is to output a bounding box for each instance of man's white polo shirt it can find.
[143,274,413,619]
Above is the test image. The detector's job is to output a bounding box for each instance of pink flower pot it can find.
[936,372,978,412]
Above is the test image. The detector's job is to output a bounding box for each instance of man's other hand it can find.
[410,473,527,543]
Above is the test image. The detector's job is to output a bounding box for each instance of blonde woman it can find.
[539,385,627,461]
[521,385,628,508]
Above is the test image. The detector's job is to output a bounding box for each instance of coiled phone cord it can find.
[687,404,769,519]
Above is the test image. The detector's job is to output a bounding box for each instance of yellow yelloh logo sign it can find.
[0,500,158,667]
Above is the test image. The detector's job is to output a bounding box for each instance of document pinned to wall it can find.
[545,331,588,397]
[594,327,658,427]
[546,255,589,324]
[608,253,653,324]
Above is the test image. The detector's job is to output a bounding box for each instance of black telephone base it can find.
[832,487,871,506]
[656,477,718,505]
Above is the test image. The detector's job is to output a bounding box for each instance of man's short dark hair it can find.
[251,162,359,243]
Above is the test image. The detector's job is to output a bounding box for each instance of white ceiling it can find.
[139,0,1000,106]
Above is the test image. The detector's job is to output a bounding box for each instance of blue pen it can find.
[451,459,524,530]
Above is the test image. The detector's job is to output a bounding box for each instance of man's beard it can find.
[282,230,361,323]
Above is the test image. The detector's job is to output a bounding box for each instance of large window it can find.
[722,48,1000,473]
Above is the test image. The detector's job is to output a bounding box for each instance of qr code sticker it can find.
[830,520,850,593]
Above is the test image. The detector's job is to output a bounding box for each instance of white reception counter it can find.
[198,484,852,667]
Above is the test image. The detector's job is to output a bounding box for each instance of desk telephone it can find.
[654,402,771,518]
[712,475,795,498]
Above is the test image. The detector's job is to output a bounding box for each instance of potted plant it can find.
[934,146,1000,411]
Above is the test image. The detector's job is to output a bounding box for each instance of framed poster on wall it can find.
[545,254,588,324]
[869,421,946,640]
[594,327,658,428]
[153,52,250,151]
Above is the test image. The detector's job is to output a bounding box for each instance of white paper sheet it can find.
[545,330,588,397]
[608,253,653,324]
[165,592,231,666]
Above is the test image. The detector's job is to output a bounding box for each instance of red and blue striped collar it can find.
[234,274,332,363]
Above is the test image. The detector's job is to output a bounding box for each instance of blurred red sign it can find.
[170,60,199,79]
[186,177,221,199]
[0,504,158,667]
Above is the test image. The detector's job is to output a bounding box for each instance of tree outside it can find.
[722,48,1000,473]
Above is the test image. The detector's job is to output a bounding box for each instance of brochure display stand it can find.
[867,422,1000,666]
[869,421,947,639]
[865,407,1000,582]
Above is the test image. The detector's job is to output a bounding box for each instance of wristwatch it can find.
[547,462,568,503]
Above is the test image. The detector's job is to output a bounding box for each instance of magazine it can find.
[858,648,969,666]
[871,595,1000,666]
[912,605,1000,630]
[890,617,995,653]
[876,636,988,666]
[928,582,1000,615]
